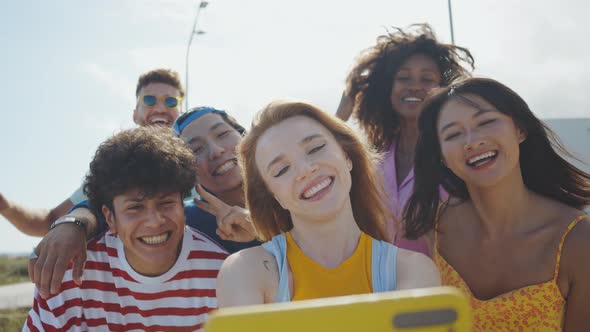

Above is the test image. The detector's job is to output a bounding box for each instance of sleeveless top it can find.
[433,214,587,331]
[262,232,398,302]
[286,232,372,301]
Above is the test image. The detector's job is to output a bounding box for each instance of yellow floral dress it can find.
[433,215,587,331]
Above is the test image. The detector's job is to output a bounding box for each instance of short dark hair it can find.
[135,68,185,98]
[84,127,197,215]
[404,77,590,239]
[346,24,474,151]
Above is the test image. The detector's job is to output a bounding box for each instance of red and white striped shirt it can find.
[24,226,228,332]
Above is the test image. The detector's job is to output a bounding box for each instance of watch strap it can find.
[50,216,86,230]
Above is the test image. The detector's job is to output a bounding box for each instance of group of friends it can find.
[1,24,589,332]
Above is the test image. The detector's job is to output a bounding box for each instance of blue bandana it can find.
[173,106,227,136]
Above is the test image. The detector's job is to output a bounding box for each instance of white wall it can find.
[544,118,590,172]
[544,118,590,214]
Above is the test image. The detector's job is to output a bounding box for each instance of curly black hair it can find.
[84,127,197,215]
[346,23,474,151]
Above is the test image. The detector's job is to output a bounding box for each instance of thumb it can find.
[216,228,232,241]
[71,253,87,286]
[27,259,36,283]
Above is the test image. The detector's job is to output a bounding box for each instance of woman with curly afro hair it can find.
[336,24,474,256]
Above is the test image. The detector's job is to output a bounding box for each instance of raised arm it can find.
[0,192,73,236]
[28,205,101,298]
[335,91,354,121]
[395,248,441,290]
[217,246,278,307]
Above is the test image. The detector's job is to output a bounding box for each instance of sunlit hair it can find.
[404,77,590,238]
[346,23,474,151]
[135,68,185,98]
[238,101,391,242]
[84,127,197,216]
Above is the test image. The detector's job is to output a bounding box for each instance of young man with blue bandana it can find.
[31,107,259,298]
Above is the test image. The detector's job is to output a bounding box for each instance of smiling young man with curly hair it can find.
[23,127,227,332]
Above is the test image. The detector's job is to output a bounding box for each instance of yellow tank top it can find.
[434,214,587,331]
[286,231,372,301]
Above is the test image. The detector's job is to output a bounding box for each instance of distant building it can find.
[544,118,590,172]
[544,118,590,213]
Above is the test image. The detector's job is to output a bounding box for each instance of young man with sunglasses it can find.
[132,68,184,127]
[23,127,227,332]
[1,68,184,237]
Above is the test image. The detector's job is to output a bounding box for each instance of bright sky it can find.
[1,0,589,254]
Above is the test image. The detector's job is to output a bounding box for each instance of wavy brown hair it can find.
[346,23,474,151]
[238,101,391,242]
[404,77,590,239]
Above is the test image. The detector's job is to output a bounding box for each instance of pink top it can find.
[381,143,448,257]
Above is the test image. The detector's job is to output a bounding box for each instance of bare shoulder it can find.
[557,212,590,327]
[560,213,590,274]
[219,246,278,282]
[396,248,441,290]
[217,246,279,307]
[535,194,584,221]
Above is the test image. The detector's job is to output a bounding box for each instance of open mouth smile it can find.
[402,96,423,103]
[466,150,498,169]
[300,176,334,200]
[139,231,171,245]
[149,117,170,126]
[212,159,237,176]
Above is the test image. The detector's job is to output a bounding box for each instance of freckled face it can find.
[254,116,352,222]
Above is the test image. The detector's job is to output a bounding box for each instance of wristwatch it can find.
[50,216,86,230]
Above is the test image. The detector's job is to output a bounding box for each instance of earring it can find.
[346,159,353,171]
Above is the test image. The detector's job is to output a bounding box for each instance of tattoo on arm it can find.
[263,260,270,271]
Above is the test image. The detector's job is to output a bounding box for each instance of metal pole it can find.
[448,0,455,44]
[185,1,208,111]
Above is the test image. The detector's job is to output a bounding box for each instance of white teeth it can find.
[140,232,169,245]
[302,178,333,199]
[403,97,422,102]
[214,160,237,175]
[467,151,497,165]
[150,117,169,125]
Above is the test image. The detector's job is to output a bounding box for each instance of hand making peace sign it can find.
[194,184,257,243]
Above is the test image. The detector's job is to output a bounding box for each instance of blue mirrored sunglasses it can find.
[141,95,182,109]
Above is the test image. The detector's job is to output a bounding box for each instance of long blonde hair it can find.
[239,101,391,242]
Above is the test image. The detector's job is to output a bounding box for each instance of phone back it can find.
[205,287,471,332]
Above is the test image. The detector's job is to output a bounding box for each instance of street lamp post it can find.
[185,0,209,111]
[448,0,455,44]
